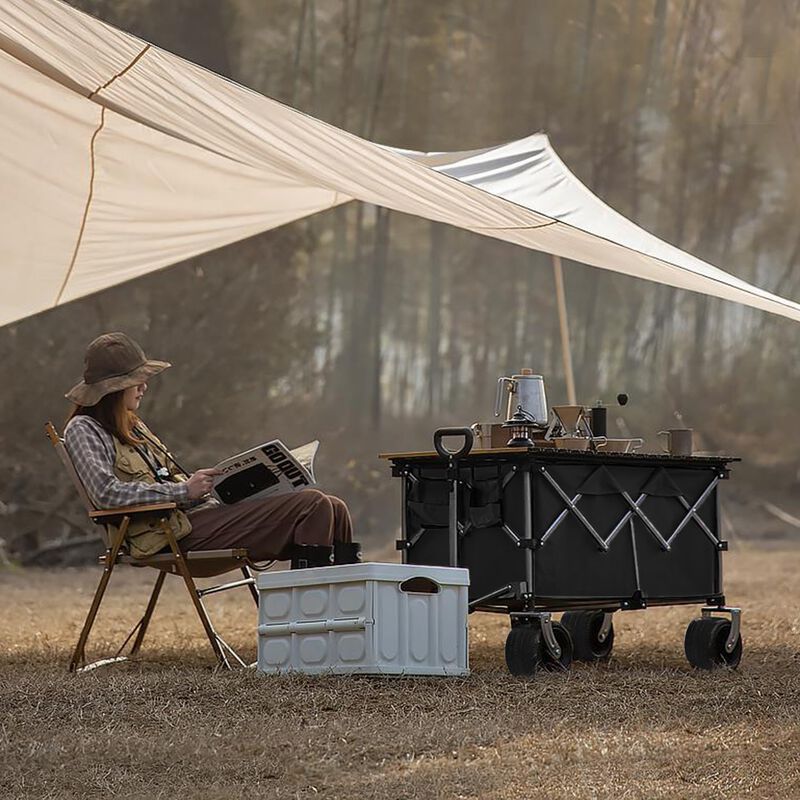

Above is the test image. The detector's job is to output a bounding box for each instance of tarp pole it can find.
[552,254,577,404]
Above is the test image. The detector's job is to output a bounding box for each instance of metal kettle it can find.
[494,369,548,426]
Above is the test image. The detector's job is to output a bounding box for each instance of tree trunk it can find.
[427,224,444,415]
[369,208,390,429]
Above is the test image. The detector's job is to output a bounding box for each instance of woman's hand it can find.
[186,468,223,500]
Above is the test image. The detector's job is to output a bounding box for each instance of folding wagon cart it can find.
[383,429,743,677]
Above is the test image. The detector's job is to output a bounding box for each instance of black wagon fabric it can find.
[408,500,449,528]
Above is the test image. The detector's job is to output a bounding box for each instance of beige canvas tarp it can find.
[2,0,800,328]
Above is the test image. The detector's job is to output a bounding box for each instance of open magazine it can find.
[211,439,319,505]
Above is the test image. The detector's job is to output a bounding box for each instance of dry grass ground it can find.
[1,546,799,800]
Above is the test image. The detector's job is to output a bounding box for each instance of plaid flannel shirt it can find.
[64,415,197,510]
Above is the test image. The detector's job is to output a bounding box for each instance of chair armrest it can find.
[89,502,177,519]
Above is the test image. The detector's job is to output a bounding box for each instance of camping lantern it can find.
[502,406,538,447]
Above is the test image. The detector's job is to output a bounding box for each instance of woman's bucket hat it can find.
[65,332,170,406]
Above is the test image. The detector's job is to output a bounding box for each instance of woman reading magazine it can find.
[63,332,358,568]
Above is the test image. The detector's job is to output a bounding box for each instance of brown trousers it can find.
[179,489,353,561]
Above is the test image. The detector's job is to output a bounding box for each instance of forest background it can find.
[2,0,800,564]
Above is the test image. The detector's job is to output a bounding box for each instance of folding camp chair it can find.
[45,421,269,672]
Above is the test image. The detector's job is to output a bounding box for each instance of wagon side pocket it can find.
[467,478,503,529]
[407,473,451,528]
[408,501,450,528]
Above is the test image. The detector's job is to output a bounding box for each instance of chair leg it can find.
[130,570,166,656]
[69,518,129,673]
[162,523,230,669]
[242,566,259,607]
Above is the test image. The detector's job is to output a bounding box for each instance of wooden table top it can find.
[378,447,739,466]
[378,447,524,459]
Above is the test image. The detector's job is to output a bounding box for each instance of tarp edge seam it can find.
[55,105,105,307]
[88,43,150,100]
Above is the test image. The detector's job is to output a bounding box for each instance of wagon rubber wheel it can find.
[560,610,615,662]
[684,617,743,670]
[505,625,544,677]
[541,621,573,672]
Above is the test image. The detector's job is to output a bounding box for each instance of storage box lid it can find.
[256,561,470,590]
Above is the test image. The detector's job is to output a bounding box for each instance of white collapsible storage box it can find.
[257,563,470,676]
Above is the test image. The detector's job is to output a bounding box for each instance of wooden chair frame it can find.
[45,421,267,672]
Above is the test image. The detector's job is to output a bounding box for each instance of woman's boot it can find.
[333,541,362,565]
[290,544,333,569]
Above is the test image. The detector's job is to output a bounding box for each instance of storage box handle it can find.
[400,577,440,594]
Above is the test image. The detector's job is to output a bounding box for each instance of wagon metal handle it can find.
[433,427,474,459]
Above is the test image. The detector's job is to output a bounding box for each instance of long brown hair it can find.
[66,390,144,446]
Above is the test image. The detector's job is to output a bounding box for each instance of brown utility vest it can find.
[109,421,192,558]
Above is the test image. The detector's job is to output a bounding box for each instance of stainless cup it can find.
[658,428,693,456]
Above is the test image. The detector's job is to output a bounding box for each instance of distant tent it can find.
[2,0,800,327]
